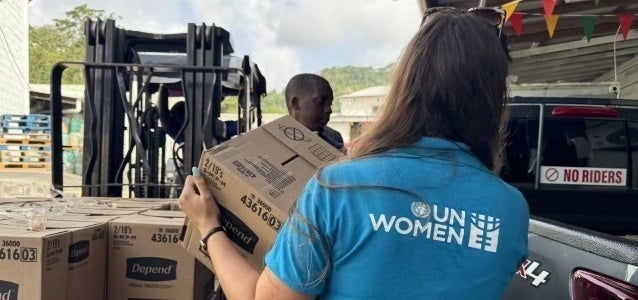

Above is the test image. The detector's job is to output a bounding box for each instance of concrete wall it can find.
[0,0,29,115]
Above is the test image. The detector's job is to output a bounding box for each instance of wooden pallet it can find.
[0,114,50,122]
[0,162,51,170]
[0,157,51,163]
[1,129,27,135]
[0,138,51,145]
[27,133,51,141]
[0,121,50,130]
[0,151,51,158]
[0,144,51,151]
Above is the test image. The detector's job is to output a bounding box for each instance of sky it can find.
[28,0,423,91]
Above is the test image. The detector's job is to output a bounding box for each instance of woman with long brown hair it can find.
[179,7,529,299]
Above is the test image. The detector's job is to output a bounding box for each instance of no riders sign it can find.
[540,166,626,186]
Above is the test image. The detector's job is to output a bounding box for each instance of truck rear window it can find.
[501,105,638,188]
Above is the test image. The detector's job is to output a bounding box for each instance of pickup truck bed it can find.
[504,216,638,299]
[502,97,638,299]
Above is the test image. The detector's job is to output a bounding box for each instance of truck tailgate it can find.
[503,217,638,299]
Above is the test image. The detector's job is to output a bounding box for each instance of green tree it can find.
[260,90,286,113]
[29,5,117,84]
[320,64,393,97]
[320,64,392,113]
[221,90,287,114]
[221,65,392,115]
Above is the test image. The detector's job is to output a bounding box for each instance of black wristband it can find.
[199,226,226,258]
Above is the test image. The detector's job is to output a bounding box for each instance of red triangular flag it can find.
[542,0,557,20]
[509,13,524,37]
[618,14,634,40]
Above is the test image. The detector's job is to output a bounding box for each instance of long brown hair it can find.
[350,10,510,172]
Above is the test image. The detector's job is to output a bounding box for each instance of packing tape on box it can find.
[0,202,69,231]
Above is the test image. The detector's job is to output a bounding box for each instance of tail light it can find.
[552,106,620,118]
[571,269,638,299]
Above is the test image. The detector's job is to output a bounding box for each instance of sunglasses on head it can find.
[421,6,506,38]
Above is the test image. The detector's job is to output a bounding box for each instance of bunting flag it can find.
[580,16,596,42]
[542,0,557,20]
[545,15,560,38]
[618,14,635,40]
[509,13,524,37]
[498,0,637,41]
[502,0,522,21]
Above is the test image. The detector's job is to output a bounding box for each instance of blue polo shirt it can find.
[265,137,529,299]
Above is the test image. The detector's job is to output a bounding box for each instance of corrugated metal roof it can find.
[418,0,638,90]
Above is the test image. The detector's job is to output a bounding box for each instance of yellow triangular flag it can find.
[502,0,522,21]
[545,14,560,38]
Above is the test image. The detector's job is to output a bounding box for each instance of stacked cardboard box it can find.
[0,216,114,300]
[0,227,70,299]
[107,210,214,300]
[50,215,115,300]
[0,199,137,300]
[0,198,215,300]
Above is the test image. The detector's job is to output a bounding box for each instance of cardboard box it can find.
[181,115,344,271]
[108,210,214,300]
[0,227,70,300]
[0,215,111,300]
[66,221,108,300]
[0,200,68,231]
[61,197,173,214]
[0,198,169,231]
[49,216,112,300]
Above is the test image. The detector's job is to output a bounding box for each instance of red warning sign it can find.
[540,166,626,186]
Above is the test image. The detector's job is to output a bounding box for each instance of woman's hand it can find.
[177,167,222,236]
[177,167,313,300]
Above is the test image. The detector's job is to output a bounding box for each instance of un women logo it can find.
[411,202,431,219]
